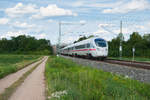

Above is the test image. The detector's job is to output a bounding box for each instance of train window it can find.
[75,45,85,49]
[95,39,106,47]
[75,46,78,49]
[80,45,85,48]
[69,48,72,51]
[87,43,90,48]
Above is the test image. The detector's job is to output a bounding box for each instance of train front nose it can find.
[94,38,108,57]
[96,47,108,56]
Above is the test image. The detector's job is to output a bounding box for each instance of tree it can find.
[108,33,125,57]
[108,32,150,57]
[117,33,124,42]
[0,35,53,55]
[128,32,142,47]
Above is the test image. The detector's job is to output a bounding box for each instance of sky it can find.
[0,0,150,45]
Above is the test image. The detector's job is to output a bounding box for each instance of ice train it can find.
[60,37,108,60]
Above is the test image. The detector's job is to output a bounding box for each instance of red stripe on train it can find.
[89,49,96,51]
[72,49,96,52]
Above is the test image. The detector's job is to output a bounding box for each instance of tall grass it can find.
[0,55,41,78]
[45,56,150,100]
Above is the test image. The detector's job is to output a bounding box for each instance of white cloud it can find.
[93,23,135,41]
[94,28,108,34]
[148,22,150,26]
[12,21,35,29]
[61,35,79,44]
[93,29,114,41]
[32,33,47,39]
[32,4,77,19]
[88,1,123,8]
[79,20,86,25]
[48,19,53,23]
[0,18,9,25]
[133,22,150,33]
[88,21,150,41]
[0,31,27,39]
[70,1,84,7]
[5,3,77,19]
[98,23,114,27]
[0,31,47,39]
[102,0,150,14]
[5,3,37,17]
[134,25,145,30]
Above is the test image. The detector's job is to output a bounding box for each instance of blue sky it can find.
[0,0,150,45]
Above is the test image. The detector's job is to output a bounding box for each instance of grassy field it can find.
[0,55,41,78]
[109,57,150,62]
[45,56,150,100]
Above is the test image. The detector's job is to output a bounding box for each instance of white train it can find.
[60,37,108,60]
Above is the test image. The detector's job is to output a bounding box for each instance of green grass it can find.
[109,57,150,62]
[45,56,150,100]
[0,55,41,78]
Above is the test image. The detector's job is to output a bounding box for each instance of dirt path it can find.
[9,56,48,100]
[0,58,43,94]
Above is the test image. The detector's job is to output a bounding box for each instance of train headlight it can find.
[97,48,100,51]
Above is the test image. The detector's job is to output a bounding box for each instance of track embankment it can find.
[62,56,150,83]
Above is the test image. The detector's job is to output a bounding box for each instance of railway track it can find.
[61,55,150,70]
[62,55,150,83]
[104,59,150,70]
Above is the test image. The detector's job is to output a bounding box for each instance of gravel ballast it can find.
[62,56,150,83]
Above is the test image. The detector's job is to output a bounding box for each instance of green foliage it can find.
[74,35,95,43]
[45,57,150,100]
[0,55,41,78]
[108,32,150,58]
[117,33,124,41]
[0,35,53,55]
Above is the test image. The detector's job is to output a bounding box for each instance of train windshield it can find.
[94,39,106,47]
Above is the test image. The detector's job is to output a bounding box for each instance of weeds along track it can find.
[105,59,150,70]
[62,55,150,83]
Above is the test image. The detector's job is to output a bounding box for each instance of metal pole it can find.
[120,20,122,60]
[57,21,85,56]
[132,47,135,61]
[120,20,122,34]
[57,21,61,56]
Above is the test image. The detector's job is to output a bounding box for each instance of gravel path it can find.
[63,56,150,83]
[9,56,48,100]
[0,58,43,94]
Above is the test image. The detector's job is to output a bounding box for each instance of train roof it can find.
[61,36,106,49]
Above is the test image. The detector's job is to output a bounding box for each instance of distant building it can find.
[52,45,57,55]
[52,43,70,55]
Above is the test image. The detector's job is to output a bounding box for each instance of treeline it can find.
[108,32,150,57]
[0,35,53,55]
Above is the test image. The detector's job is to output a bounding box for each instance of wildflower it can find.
[125,75,129,78]
[51,90,67,99]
